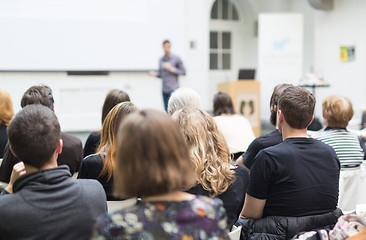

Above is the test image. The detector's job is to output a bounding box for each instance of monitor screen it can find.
[238,69,256,80]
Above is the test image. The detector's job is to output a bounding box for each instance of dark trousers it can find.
[163,92,172,112]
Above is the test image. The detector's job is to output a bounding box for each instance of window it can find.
[210,0,239,21]
[210,31,231,70]
[210,0,238,70]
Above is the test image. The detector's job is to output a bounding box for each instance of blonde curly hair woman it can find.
[172,106,249,229]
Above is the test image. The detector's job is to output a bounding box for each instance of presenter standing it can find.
[149,40,185,112]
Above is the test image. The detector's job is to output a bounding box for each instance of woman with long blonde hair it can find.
[0,88,14,158]
[172,106,249,229]
[78,102,137,200]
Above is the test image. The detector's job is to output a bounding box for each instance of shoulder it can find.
[93,212,125,239]
[78,154,104,177]
[193,195,224,211]
[0,194,23,220]
[232,165,249,179]
[308,137,334,149]
[251,147,278,169]
[76,178,106,198]
[93,205,142,239]
[192,196,228,230]
[83,153,103,164]
[87,132,101,141]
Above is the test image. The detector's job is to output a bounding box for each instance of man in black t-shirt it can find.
[236,84,292,170]
[240,86,340,219]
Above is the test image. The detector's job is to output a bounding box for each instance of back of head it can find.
[269,83,293,126]
[171,106,234,197]
[323,95,353,128]
[7,105,61,169]
[98,102,138,180]
[21,85,54,110]
[114,109,195,198]
[213,92,235,116]
[101,89,130,124]
[167,87,201,114]
[278,86,315,129]
[0,88,14,126]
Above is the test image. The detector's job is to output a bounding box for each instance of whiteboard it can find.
[0,0,187,71]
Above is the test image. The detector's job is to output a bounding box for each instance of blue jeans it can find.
[163,92,172,112]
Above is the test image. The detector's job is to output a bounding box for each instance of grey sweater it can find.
[0,166,107,240]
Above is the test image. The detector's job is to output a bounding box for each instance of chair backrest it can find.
[107,198,137,213]
[229,225,242,240]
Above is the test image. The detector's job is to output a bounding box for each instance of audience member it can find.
[235,83,292,170]
[0,88,14,158]
[92,109,229,239]
[0,105,106,239]
[237,86,341,239]
[0,85,83,182]
[172,106,248,229]
[213,92,255,160]
[313,95,366,211]
[78,102,137,200]
[83,89,130,157]
[167,87,201,115]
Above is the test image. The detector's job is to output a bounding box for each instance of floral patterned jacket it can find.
[92,195,230,240]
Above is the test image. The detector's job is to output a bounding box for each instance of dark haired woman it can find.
[78,102,137,201]
[83,89,130,157]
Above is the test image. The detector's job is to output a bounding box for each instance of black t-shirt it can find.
[247,137,340,217]
[242,129,282,169]
[187,165,249,229]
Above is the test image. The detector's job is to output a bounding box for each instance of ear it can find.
[278,109,284,123]
[169,110,173,115]
[56,139,63,154]
[273,105,278,112]
[9,144,18,158]
[308,115,315,127]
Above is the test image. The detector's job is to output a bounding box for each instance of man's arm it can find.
[3,162,26,194]
[172,57,185,75]
[240,194,266,219]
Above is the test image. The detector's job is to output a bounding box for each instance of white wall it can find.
[0,0,187,71]
[0,72,164,132]
[183,0,213,110]
[3,0,366,132]
[312,0,366,121]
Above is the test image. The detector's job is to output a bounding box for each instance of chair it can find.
[107,198,137,213]
[229,225,242,240]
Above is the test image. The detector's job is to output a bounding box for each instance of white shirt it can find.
[214,114,255,154]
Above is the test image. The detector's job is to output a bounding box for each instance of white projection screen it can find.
[0,0,186,71]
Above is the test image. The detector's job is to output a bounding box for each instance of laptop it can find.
[238,69,255,80]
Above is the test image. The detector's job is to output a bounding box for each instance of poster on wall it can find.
[340,46,355,62]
